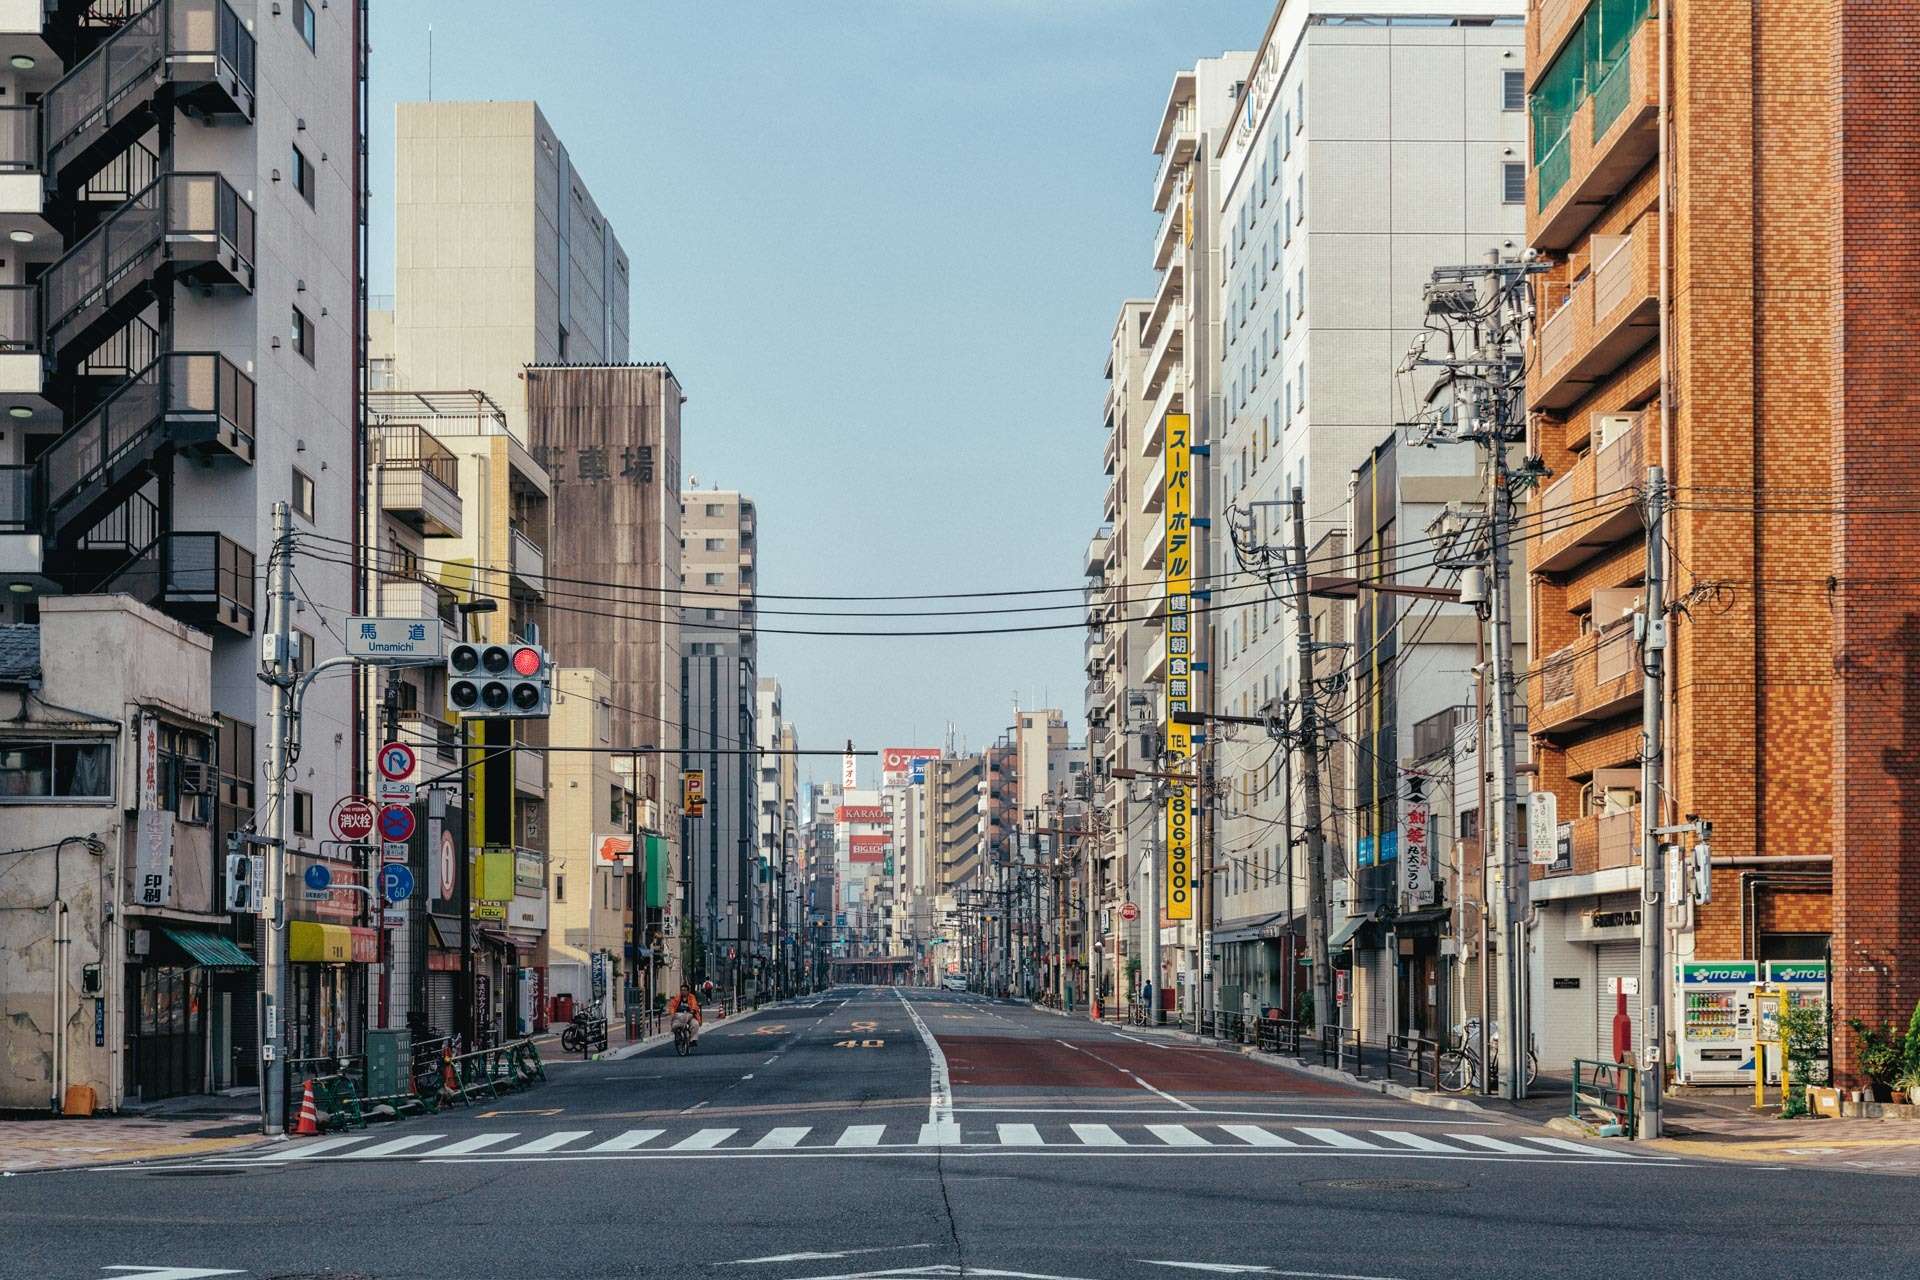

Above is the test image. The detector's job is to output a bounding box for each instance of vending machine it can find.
[1759,960,1829,1085]
[1674,960,1759,1084]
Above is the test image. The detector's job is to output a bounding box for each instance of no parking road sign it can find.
[377,804,416,843]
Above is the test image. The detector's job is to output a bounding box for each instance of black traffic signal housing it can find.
[448,642,551,719]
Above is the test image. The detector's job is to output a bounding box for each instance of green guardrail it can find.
[1571,1058,1639,1138]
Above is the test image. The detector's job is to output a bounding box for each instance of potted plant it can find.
[1849,1017,1903,1100]
[1894,1066,1920,1107]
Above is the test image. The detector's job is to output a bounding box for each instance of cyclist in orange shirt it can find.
[668,983,703,1046]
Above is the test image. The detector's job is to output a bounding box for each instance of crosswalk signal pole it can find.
[260,500,295,1135]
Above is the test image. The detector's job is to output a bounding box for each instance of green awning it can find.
[162,927,257,968]
[1327,913,1373,951]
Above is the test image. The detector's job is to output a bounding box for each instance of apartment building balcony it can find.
[1533,409,1652,573]
[1141,451,1166,515]
[1143,256,1183,355]
[399,710,459,767]
[1145,631,1167,684]
[1151,103,1195,214]
[1143,302,1183,405]
[509,524,546,597]
[1084,528,1110,578]
[379,575,456,642]
[41,0,255,202]
[375,424,463,537]
[1143,513,1167,570]
[37,351,252,549]
[1103,476,1118,524]
[0,104,50,241]
[1531,215,1658,412]
[1561,806,1639,876]
[0,283,47,423]
[41,172,255,368]
[1530,14,1659,253]
[1528,0,1585,76]
[88,528,254,635]
[1102,426,1117,478]
[1153,185,1184,273]
[1533,622,1641,736]
[515,744,546,797]
[1144,365,1184,456]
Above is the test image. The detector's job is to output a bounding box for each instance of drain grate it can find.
[1302,1176,1466,1192]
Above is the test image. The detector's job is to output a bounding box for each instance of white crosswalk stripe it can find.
[1296,1127,1381,1150]
[1146,1124,1210,1147]
[754,1127,812,1149]
[670,1128,738,1150]
[1220,1124,1298,1147]
[240,1120,1654,1163]
[584,1129,663,1152]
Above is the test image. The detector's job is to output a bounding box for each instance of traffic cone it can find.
[293,1079,320,1135]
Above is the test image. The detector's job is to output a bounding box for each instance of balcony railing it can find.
[93,529,255,635]
[1561,807,1639,876]
[1531,215,1658,412]
[42,171,256,360]
[0,105,37,174]
[1535,410,1650,573]
[0,285,39,354]
[1534,622,1642,735]
[0,464,32,532]
[375,423,463,536]
[509,524,546,594]
[42,0,256,195]
[1529,12,1659,252]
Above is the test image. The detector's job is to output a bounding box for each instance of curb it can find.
[3,1130,286,1177]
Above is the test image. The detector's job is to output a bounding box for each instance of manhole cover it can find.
[145,1167,245,1177]
[1303,1177,1466,1192]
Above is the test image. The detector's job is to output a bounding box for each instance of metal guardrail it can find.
[1386,1034,1440,1091]
[1318,1025,1366,1079]
[1256,1017,1302,1055]
[1571,1058,1638,1138]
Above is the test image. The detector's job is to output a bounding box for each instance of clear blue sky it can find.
[369,1,1270,790]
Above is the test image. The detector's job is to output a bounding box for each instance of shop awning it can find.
[1213,912,1291,946]
[1390,907,1451,934]
[1327,913,1373,951]
[161,927,257,968]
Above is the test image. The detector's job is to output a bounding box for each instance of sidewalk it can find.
[1,1093,271,1174]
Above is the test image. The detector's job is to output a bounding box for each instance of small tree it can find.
[1779,1004,1827,1118]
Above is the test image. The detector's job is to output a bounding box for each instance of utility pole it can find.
[1638,464,1668,1139]
[259,500,295,1135]
[1288,487,1332,1034]
[1487,392,1526,1102]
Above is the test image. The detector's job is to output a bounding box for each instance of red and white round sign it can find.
[1119,901,1140,922]
[330,796,376,842]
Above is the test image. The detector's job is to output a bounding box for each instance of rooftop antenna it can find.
[427,24,433,101]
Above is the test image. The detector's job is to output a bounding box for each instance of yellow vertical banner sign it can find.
[1164,413,1194,921]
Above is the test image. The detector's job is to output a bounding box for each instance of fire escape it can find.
[0,0,257,634]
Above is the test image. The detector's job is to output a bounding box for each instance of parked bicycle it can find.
[560,1008,608,1054]
[1438,1017,1538,1093]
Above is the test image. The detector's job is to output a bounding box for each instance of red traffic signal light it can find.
[511,645,542,677]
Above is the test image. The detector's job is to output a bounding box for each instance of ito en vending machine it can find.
[1758,960,1829,1085]
[1674,960,1759,1085]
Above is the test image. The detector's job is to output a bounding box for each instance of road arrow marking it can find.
[103,1269,247,1279]
[1139,1263,1407,1280]
[723,1244,936,1265]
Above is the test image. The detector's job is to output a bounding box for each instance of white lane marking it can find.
[1296,1128,1381,1150]
[585,1129,664,1152]
[919,1121,962,1145]
[351,1133,448,1158]
[721,1244,938,1266]
[102,1268,247,1279]
[431,1133,519,1156]
[1071,1123,1127,1146]
[951,1107,1485,1124]
[1147,1124,1211,1148]
[897,986,954,1131]
[998,1123,1044,1146]
[258,1135,373,1160]
[1373,1130,1458,1153]
[764,1057,778,1065]
[1128,1071,1198,1112]
[836,1125,886,1148]
[682,1100,710,1113]
[741,1074,755,1080]
[671,1128,738,1150]
[1111,1032,1165,1046]
[754,1127,812,1149]
[1522,1135,1637,1158]
[1140,1262,1408,1280]
[500,1130,591,1154]
[1220,1124,1299,1148]
[1452,1134,1536,1154]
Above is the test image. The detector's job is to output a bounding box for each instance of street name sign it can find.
[347,617,444,661]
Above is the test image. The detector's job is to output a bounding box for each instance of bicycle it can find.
[559,1011,607,1054]
[672,1017,698,1056]
[1438,1018,1539,1093]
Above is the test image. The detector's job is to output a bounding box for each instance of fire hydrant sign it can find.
[330,796,377,842]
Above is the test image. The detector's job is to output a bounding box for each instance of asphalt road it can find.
[6,987,1913,1280]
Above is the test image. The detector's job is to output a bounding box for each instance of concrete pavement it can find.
[4,987,1917,1280]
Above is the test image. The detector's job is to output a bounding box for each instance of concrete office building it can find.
[681,491,757,991]
[544,667,640,1017]
[391,101,629,439]
[1209,2,1525,1028]
[0,1,366,1089]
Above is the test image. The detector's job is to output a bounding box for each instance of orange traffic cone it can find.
[293,1079,320,1135]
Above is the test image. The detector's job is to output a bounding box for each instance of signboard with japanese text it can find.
[880,747,940,785]
[1163,412,1194,921]
[842,753,858,789]
[138,713,159,811]
[347,617,444,660]
[1401,801,1433,906]
[683,770,706,816]
[132,808,173,907]
[1528,790,1559,864]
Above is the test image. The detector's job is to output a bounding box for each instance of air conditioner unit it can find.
[1594,412,1635,451]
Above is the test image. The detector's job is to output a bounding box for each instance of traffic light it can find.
[225,848,263,913]
[447,642,550,719]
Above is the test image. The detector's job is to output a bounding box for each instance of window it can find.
[1296,81,1305,131]
[289,144,313,205]
[294,0,316,50]
[1283,196,1292,243]
[704,572,723,586]
[705,503,724,517]
[1502,161,1527,204]
[0,740,113,801]
[555,874,566,903]
[292,788,312,838]
[1295,267,1305,316]
[704,537,724,551]
[1503,69,1525,111]
[1282,109,1292,155]
[291,467,315,521]
[291,306,314,364]
[1296,173,1305,223]
[1283,289,1291,335]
